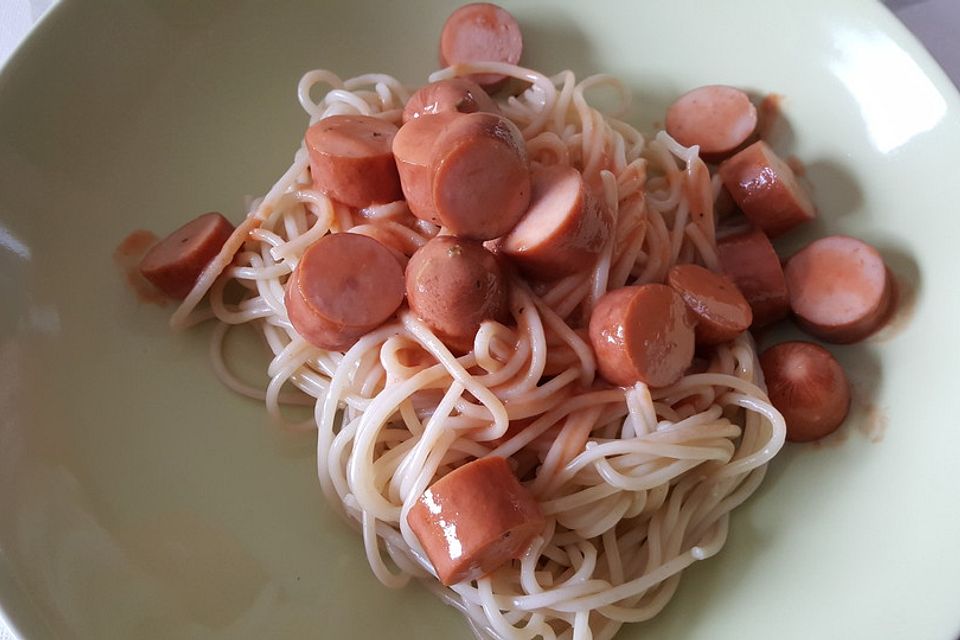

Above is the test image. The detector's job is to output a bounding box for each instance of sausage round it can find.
[405,235,509,353]
[392,112,461,225]
[667,263,753,345]
[760,341,851,442]
[588,284,696,388]
[717,227,789,328]
[439,3,523,90]
[402,78,499,123]
[139,211,235,299]
[718,141,816,237]
[305,115,403,208]
[784,235,893,343]
[665,85,758,162]
[285,232,404,350]
[498,165,611,280]
[406,456,545,586]
[430,112,531,240]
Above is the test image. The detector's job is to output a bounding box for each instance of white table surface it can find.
[0,0,957,638]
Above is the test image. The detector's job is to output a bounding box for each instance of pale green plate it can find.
[1,1,959,638]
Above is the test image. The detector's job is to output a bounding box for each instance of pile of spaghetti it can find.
[169,61,786,640]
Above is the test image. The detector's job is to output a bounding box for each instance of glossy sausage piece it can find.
[285,233,404,350]
[588,284,696,388]
[718,141,816,237]
[667,264,753,345]
[430,112,531,240]
[760,341,851,442]
[784,235,893,343]
[407,456,545,586]
[305,115,403,208]
[402,78,499,123]
[393,112,460,225]
[439,3,523,90]
[139,212,235,299]
[405,235,509,353]
[665,85,758,162]
[717,227,789,327]
[498,165,611,280]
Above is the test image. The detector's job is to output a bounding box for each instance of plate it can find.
[1,1,959,638]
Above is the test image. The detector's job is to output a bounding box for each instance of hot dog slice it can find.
[285,233,404,350]
[665,85,758,162]
[498,165,611,280]
[439,3,523,90]
[667,263,753,345]
[588,284,696,388]
[430,112,531,240]
[402,78,499,123]
[407,456,545,586]
[305,115,403,208]
[760,341,851,442]
[405,235,509,353]
[718,141,816,237]
[784,235,893,343]
[717,227,789,328]
[393,112,461,224]
[139,211,235,299]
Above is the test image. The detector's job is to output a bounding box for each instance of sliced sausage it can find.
[665,85,758,162]
[498,165,611,280]
[439,3,523,90]
[405,235,509,353]
[305,115,403,208]
[717,227,789,328]
[784,235,893,343]
[588,284,696,388]
[402,78,499,123]
[430,112,531,240]
[667,263,753,345]
[718,141,816,237]
[139,212,235,299]
[393,112,461,225]
[285,233,404,350]
[760,341,851,442]
[407,456,545,586]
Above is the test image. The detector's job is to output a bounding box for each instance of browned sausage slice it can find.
[717,227,789,328]
[405,235,509,353]
[402,78,499,123]
[588,284,696,388]
[406,456,545,586]
[718,141,816,237]
[665,85,758,162]
[393,112,461,225]
[667,263,753,345]
[784,235,893,343]
[430,112,531,240]
[305,115,403,208]
[285,233,404,350]
[139,211,235,299]
[498,165,611,280]
[760,341,851,442]
[439,3,523,90]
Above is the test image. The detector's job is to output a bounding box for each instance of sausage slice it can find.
[439,3,523,90]
[588,284,696,388]
[393,112,460,224]
[498,165,611,280]
[407,456,545,586]
[665,85,758,162]
[717,227,789,328]
[667,263,753,345]
[405,235,509,353]
[305,115,403,208]
[718,141,816,237]
[430,112,531,240]
[402,78,499,123]
[784,235,893,343]
[139,211,235,299]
